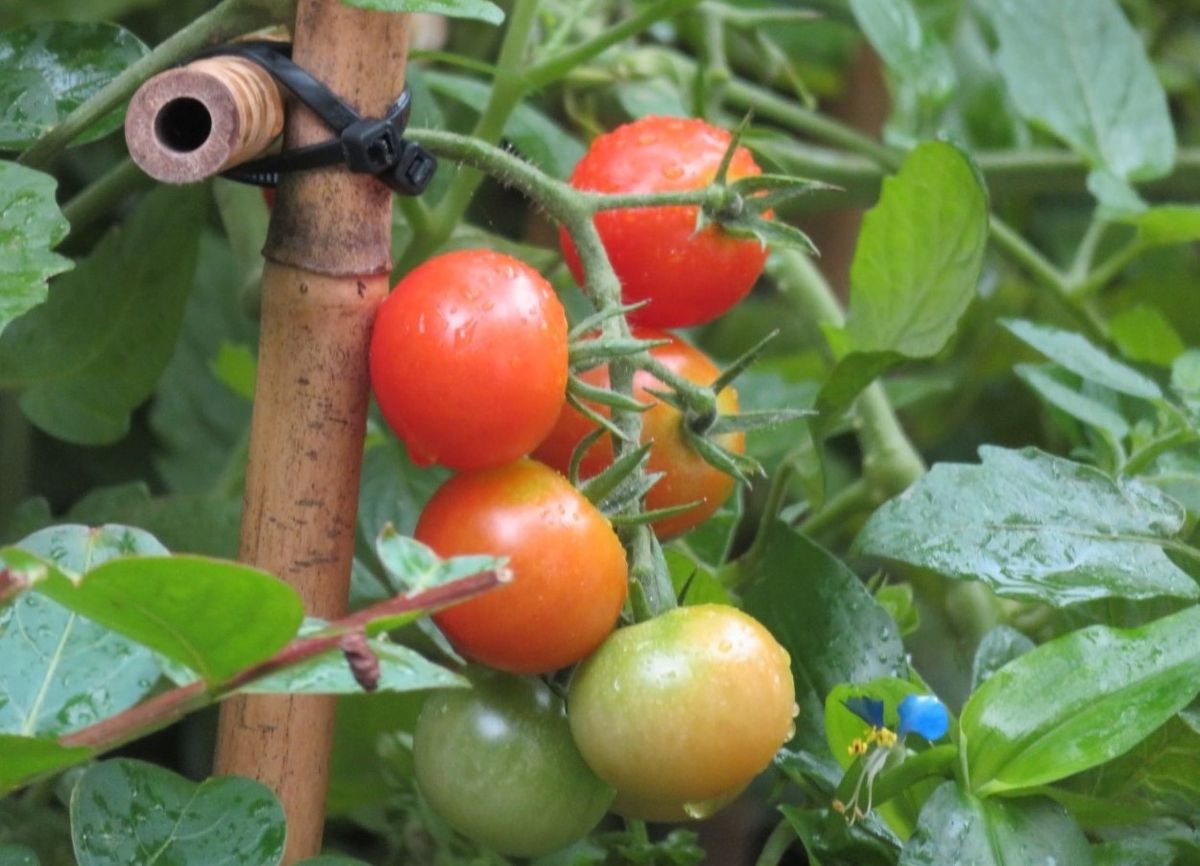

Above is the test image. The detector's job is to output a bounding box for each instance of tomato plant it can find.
[534,328,744,539]
[415,459,627,674]
[413,671,613,857]
[370,248,568,471]
[568,604,796,806]
[559,116,769,328]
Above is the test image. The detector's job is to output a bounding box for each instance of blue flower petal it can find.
[844,696,885,729]
[897,694,949,740]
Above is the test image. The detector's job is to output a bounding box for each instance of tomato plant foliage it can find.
[4,0,1200,865]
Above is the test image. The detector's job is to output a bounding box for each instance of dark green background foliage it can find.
[4,0,1200,864]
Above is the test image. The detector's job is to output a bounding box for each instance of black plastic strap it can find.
[192,41,436,195]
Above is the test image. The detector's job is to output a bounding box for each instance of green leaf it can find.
[970,625,1034,692]
[742,523,906,766]
[0,22,149,148]
[211,343,257,401]
[327,690,423,814]
[296,858,373,866]
[664,548,731,607]
[150,231,256,494]
[1109,305,1185,368]
[66,482,241,559]
[422,72,583,176]
[1014,363,1129,440]
[375,525,503,592]
[847,0,955,143]
[1132,205,1200,248]
[983,0,1175,184]
[37,554,304,685]
[0,735,92,796]
[339,0,503,23]
[875,583,919,636]
[899,782,1092,865]
[71,759,286,866]
[1003,319,1163,400]
[359,432,447,542]
[0,844,38,866]
[1,526,164,737]
[960,605,1200,796]
[1066,709,1200,820]
[0,162,72,336]
[240,635,464,695]
[855,447,1198,606]
[779,803,899,866]
[843,141,987,357]
[0,185,209,445]
[814,351,904,431]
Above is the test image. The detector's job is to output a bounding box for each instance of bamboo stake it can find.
[124,54,284,183]
[212,3,411,861]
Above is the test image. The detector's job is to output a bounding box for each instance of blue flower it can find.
[897,694,949,741]
[843,696,885,729]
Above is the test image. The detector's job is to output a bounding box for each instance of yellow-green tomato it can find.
[610,782,747,823]
[568,604,795,805]
[414,672,614,858]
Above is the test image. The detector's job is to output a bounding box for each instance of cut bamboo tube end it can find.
[125,55,285,184]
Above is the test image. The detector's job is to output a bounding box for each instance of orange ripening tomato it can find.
[415,460,628,674]
[559,116,768,328]
[568,604,796,806]
[369,249,568,471]
[533,329,744,539]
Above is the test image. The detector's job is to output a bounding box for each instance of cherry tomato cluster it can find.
[368,116,796,857]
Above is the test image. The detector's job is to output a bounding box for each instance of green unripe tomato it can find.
[414,672,614,857]
[568,604,796,806]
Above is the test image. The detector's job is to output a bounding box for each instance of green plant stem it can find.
[18,0,294,169]
[989,216,1108,341]
[768,249,925,499]
[402,0,540,271]
[988,216,1068,295]
[61,158,152,234]
[1068,213,1108,283]
[48,568,504,754]
[1070,239,1143,299]
[402,0,702,272]
[752,818,798,866]
[1122,427,1200,477]
[526,0,702,90]
[798,478,871,538]
[834,744,958,811]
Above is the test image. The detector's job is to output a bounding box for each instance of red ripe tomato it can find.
[560,116,768,328]
[370,249,568,471]
[415,459,627,674]
[533,330,744,539]
[568,604,796,807]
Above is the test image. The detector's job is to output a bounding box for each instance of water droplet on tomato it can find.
[662,164,683,180]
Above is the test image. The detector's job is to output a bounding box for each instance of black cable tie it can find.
[190,41,436,196]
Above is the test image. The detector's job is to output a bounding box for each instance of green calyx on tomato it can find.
[534,329,745,539]
[414,672,614,857]
[568,604,796,809]
[416,459,627,675]
[369,248,568,472]
[560,115,768,328]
